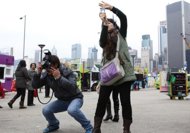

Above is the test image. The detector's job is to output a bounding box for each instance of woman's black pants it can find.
[12,88,26,102]
[95,81,132,121]
[27,90,34,105]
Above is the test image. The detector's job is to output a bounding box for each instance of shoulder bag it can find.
[100,35,125,86]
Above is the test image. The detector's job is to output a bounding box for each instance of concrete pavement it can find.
[0,88,190,133]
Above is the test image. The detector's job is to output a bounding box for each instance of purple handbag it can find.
[100,35,125,86]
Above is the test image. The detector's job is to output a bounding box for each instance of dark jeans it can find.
[27,90,34,105]
[95,81,133,121]
[12,88,26,102]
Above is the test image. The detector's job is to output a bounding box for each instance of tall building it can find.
[158,21,168,69]
[34,50,40,64]
[154,53,159,71]
[167,1,190,72]
[71,43,81,59]
[10,47,14,56]
[141,34,153,73]
[87,47,98,69]
[51,45,57,55]
[88,47,98,62]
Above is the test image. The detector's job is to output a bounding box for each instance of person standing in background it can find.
[8,60,31,109]
[103,90,120,122]
[27,63,37,106]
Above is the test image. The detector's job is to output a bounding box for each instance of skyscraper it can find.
[87,47,98,69]
[51,45,57,55]
[141,34,153,73]
[71,43,81,59]
[34,50,40,64]
[88,47,98,62]
[158,21,168,69]
[167,1,190,71]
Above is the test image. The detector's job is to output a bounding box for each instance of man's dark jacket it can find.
[32,64,83,101]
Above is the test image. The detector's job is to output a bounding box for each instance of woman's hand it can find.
[96,83,101,94]
[99,1,113,10]
[99,12,109,26]
[99,12,107,21]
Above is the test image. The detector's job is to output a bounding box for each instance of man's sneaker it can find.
[43,125,59,133]
[85,125,93,133]
[85,128,92,133]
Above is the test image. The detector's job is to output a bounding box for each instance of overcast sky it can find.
[0,0,188,60]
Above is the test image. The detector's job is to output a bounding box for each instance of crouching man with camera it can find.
[32,55,93,133]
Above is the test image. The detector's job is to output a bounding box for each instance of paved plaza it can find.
[0,88,190,133]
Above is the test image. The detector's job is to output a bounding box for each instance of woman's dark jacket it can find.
[15,67,31,88]
[99,7,136,85]
[27,69,37,90]
[32,64,83,101]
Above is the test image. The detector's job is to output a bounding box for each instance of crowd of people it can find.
[0,1,136,133]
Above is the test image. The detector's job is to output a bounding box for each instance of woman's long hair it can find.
[103,18,119,60]
[16,60,26,71]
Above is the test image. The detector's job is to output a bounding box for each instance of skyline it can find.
[0,0,188,60]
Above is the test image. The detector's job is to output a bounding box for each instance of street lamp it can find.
[38,44,45,93]
[131,55,136,70]
[38,44,45,62]
[20,15,26,59]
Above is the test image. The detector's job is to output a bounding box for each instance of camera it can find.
[41,49,52,69]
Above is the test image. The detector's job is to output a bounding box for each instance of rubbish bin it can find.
[168,72,188,100]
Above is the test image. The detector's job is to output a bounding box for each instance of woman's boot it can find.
[112,99,119,122]
[92,117,102,133]
[123,119,132,133]
[19,101,27,109]
[8,98,16,108]
[103,101,112,121]
[112,111,119,122]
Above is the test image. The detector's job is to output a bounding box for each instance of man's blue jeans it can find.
[42,98,92,131]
